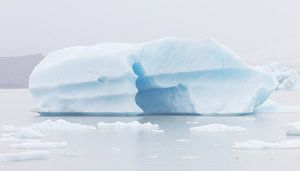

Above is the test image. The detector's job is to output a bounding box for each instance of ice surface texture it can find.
[29,38,278,115]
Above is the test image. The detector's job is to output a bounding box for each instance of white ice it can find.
[232,139,300,149]
[0,151,50,162]
[29,37,278,115]
[190,123,247,133]
[286,121,300,135]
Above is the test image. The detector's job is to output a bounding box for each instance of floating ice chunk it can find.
[286,121,300,135]
[112,147,121,153]
[0,137,21,143]
[186,121,199,125]
[190,123,247,133]
[1,125,18,132]
[244,117,256,121]
[148,155,159,159]
[232,139,300,149]
[29,119,96,131]
[0,151,50,162]
[151,129,165,134]
[14,128,44,138]
[58,149,86,158]
[1,126,44,138]
[176,139,191,142]
[9,141,67,149]
[97,121,159,131]
[181,155,199,160]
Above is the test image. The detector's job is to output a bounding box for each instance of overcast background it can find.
[0,0,299,66]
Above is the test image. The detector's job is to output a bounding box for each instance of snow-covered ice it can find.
[190,123,247,133]
[9,141,67,149]
[29,37,278,115]
[232,139,300,149]
[0,151,50,162]
[29,119,96,131]
[286,121,300,135]
[97,121,159,130]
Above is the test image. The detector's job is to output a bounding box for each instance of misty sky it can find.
[0,0,299,65]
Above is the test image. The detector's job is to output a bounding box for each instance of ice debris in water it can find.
[256,63,300,90]
[190,123,247,133]
[9,141,67,149]
[0,151,50,162]
[232,139,300,149]
[286,121,300,135]
[30,119,96,131]
[97,121,159,131]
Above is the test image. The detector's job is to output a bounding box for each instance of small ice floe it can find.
[112,147,121,153]
[148,155,158,159]
[0,151,50,162]
[244,117,256,121]
[176,139,191,142]
[186,121,199,125]
[0,137,21,143]
[30,119,96,131]
[97,121,159,131]
[286,121,300,135]
[9,141,67,149]
[151,129,164,134]
[232,139,300,149]
[190,123,247,133]
[58,149,86,158]
[180,155,199,160]
[1,126,44,138]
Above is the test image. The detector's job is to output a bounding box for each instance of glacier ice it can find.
[29,37,279,115]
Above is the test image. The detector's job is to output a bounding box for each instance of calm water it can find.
[1,89,300,171]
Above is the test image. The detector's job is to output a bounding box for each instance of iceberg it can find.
[29,37,278,115]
